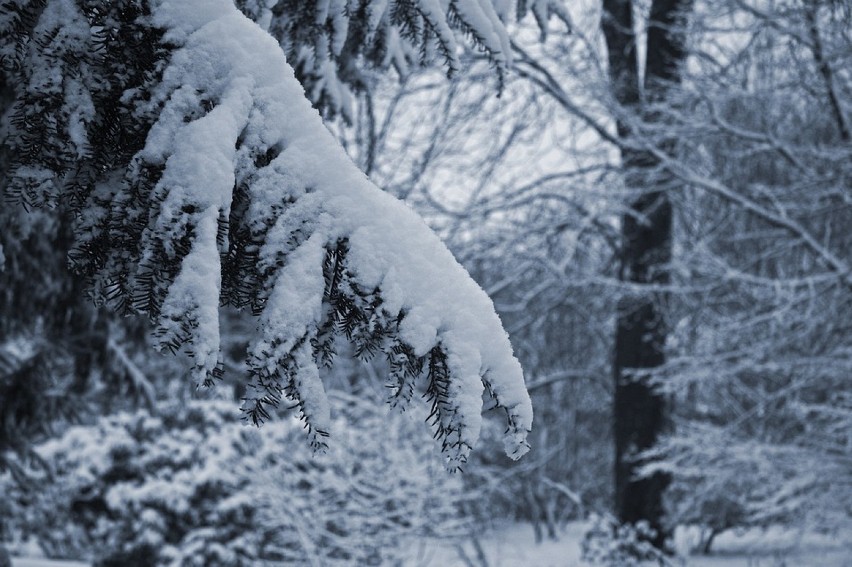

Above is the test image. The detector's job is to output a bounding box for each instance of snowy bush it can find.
[12,398,469,566]
[581,514,673,567]
[643,426,852,551]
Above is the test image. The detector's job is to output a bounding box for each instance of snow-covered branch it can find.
[1,0,541,466]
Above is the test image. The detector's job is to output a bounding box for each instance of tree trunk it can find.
[601,0,692,550]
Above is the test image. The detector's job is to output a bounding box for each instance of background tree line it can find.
[345,0,850,551]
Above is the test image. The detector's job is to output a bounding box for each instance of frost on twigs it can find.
[1,0,532,466]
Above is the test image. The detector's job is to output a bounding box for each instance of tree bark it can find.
[602,0,692,550]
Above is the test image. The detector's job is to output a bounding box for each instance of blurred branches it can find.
[341,0,851,545]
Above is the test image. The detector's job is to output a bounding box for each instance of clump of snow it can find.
[139,0,532,463]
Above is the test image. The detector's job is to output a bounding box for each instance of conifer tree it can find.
[0,0,567,466]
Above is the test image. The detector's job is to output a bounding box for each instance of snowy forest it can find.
[0,0,850,565]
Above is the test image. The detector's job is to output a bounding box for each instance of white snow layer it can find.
[145,0,532,463]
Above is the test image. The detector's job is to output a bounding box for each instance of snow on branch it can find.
[242,0,571,119]
[70,0,531,466]
[0,0,540,466]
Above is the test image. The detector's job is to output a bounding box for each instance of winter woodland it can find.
[0,0,850,565]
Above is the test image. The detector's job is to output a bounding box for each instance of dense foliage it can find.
[2,398,468,566]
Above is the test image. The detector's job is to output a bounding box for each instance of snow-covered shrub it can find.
[15,398,468,566]
[581,514,673,567]
[644,425,852,552]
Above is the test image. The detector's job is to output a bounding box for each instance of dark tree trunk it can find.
[601,0,692,550]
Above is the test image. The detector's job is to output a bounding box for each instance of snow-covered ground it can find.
[12,522,850,566]
[410,522,850,567]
